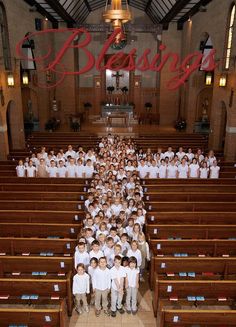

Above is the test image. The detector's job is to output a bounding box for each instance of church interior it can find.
[0,0,236,326]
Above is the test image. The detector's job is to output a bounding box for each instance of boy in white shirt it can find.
[125,256,139,314]
[65,145,76,159]
[167,160,178,178]
[148,160,159,178]
[16,160,25,177]
[137,159,149,179]
[110,256,126,317]
[73,263,90,314]
[89,240,104,260]
[74,242,90,269]
[84,159,94,178]
[26,160,36,177]
[66,158,77,177]
[164,146,174,160]
[93,257,111,316]
[48,160,58,178]
[57,160,66,177]
[210,160,220,179]
[76,159,85,178]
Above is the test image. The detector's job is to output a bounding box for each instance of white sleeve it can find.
[146,242,150,261]
[72,276,77,295]
[86,274,90,294]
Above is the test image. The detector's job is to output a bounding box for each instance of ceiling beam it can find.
[160,0,191,30]
[84,0,92,12]
[177,0,213,30]
[45,0,76,27]
[23,0,58,28]
[145,0,153,12]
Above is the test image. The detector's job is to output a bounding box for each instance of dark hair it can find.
[114,255,122,262]
[76,263,85,270]
[128,256,137,267]
[91,240,100,246]
[90,257,98,265]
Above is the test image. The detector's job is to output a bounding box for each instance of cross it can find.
[112,71,124,90]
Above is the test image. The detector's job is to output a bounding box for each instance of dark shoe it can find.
[132,310,137,315]
[95,309,101,317]
[118,308,125,314]
[104,309,110,316]
[111,311,116,317]
[126,309,131,314]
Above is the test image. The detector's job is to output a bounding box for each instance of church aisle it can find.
[69,273,156,327]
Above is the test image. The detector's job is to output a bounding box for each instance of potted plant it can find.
[121,86,128,94]
[84,102,92,110]
[107,86,115,94]
[145,102,152,112]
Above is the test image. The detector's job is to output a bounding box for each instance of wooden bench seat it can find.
[0,183,87,192]
[0,177,89,184]
[0,237,77,257]
[159,309,236,326]
[153,279,236,316]
[0,200,84,211]
[144,184,236,193]
[146,224,236,240]
[0,191,86,201]
[0,299,68,327]
[0,274,73,316]
[142,179,236,185]
[0,223,81,239]
[149,239,236,257]
[147,212,236,225]
[145,193,236,202]
[148,201,236,212]
[150,257,236,286]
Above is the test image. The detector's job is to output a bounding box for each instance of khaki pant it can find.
[95,289,109,311]
[111,288,123,312]
[75,293,88,310]
[126,287,137,311]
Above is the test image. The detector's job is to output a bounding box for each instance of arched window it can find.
[0,2,11,70]
[225,4,236,70]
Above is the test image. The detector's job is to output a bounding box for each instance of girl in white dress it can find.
[199,161,209,179]
[177,158,189,179]
[189,158,200,178]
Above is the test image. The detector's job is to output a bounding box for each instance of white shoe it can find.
[84,306,89,313]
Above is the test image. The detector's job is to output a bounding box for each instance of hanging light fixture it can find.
[205,72,213,86]
[103,0,132,29]
[7,73,15,87]
[219,74,227,87]
[22,71,29,86]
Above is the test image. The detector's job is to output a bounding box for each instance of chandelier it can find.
[103,0,132,32]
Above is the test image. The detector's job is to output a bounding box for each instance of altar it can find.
[101,105,133,118]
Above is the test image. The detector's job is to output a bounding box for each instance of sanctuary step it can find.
[92,116,138,125]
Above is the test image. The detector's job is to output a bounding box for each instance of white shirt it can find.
[210,166,220,179]
[104,247,114,267]
[125,267,139,288]
[26,166,36,177]
[178,164,189,178]
[89,250,104,260]
[148,166,159,178]
[74,251,90,269]
[57,166,66,178]
[137,165,149,179]
[76,165,85,178]
[200,167,209,179]
[65,150,76,159]
[110,266,126,290]
[48,166,58,178]
[66,164,76,177]
[16,165,25,177]
[167,165,178,178]
[72,273,90,294]
[176,151,186,161]
[189,163,199,178]
[118,241,131,255]
[92,267,111,290]
[88,266,96,282]
[127,249,142,267]
[84,165,94,178]
[159,165,167,178]
[111,204,122,216]
[164,151,174,160]
[186,152,194,162]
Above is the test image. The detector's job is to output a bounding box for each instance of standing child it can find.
[138,233,150,281]
[127,240,142,269]
[72,263,90,314]
[125,256,139,315]
[92,257,111,317]
[74,242,90,270]
[16,160,25,177]
[110,255,126,317]
[88,257,98,306]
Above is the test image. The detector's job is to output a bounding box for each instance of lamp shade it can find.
[7,73,15,87]
[219,74,227,87]
[205,72,213,85]
[22,72,29,85]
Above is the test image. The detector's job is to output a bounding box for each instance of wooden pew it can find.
[0,223,81,239]
[146,212,236,225]
[145,193,236,202]
[0,256,73,278]
[0,200,84,211]
[144,184,236,193]
[147,201,236,212]
[0,177,89,184]
[159,309,236,326]
[153,278,236,316]
[0,237,77,256]
[0,274,73,316]
[150,257,236,289]
[149,239,236,257]
[0,183,88,192]
[0,299,68,327]
[142,179,236,185]
[0,191,86,201]
[146,224,236,240]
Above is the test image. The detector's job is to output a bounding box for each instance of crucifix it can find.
[112,71,124,90]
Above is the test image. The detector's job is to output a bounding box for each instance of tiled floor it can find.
[69,275,157,327]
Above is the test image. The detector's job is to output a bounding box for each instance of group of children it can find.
[16,137,220,179]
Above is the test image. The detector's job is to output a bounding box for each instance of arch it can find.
[6,100,21,150]
[0,1,12,70]
[218,101,228,150]
[195,87,213,122]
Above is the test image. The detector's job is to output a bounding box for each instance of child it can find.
[74,242,90,270]
[72,263,90,314]
[118,233,131,256]
[57,160,66,178]
[16,160,25,177]
[138,233,150,281]
[125,256,139,314]
[92,257,111,316]
[210,160,220,179]
[26,160,37,177]
[88,257,98,306]
[109,227,120,243]
[200,161,209,179]
[89,240,104,260]
[103,237,115,268]
[125,218,134,238]
[127,240,142,269]
[110,256,126,317]
[48,160,58,178]
[132,224,141,241]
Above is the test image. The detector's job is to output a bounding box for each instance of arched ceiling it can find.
[24,0,213,30]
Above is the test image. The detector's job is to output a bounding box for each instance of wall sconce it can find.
[96,81,101,88]
[205,72,213,86]
[219,74,227,87]
[7,73,15,87]
[22,71,29,86]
